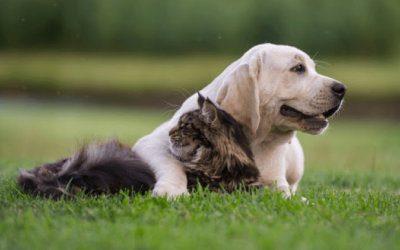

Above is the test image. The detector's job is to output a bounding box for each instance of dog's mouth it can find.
[280,103,341,121]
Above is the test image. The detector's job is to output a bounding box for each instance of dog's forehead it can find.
[252,45,314,68]
[272,46,311,62]
[264,44,308,56]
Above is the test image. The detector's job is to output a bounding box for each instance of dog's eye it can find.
[291,64,305,73]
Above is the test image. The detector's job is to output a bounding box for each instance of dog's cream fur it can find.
[133,43,344,197]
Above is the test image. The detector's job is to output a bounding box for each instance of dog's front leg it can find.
[275,180,292,198]
[266,173,292,198]
[253,139,295,198]
[151,158,189,198]
[133,127,189,198]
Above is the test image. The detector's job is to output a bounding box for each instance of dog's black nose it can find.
[331,81,347,98]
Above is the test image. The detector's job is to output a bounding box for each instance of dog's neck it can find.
[265,129,296,144]
[250,128,296,147]
[247,105,296,146]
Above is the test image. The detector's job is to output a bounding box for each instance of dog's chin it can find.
[301,120,329,135]
[279,101,342,134]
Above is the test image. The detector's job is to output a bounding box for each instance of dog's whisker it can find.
[315,60,331,67]
[311,52,319,61]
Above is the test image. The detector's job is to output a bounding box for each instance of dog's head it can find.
[217,44,346,136]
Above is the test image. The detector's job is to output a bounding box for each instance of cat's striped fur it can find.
[170,93,262,192]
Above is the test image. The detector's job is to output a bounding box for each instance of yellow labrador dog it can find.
[133,43,346,197]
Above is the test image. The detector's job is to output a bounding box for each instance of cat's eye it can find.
[178,123,187,131]
[291,64,305,73]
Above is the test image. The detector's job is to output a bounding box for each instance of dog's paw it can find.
[152,182,189,199]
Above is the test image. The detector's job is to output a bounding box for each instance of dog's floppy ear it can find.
[216,56,261,135]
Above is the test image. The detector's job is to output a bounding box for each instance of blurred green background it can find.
[1,0,399,56]
[0,0,399,162]
[1,3,400,249]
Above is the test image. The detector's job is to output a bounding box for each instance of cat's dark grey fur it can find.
[17,140,155,199]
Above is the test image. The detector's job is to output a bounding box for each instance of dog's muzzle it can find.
[280,81,346,121]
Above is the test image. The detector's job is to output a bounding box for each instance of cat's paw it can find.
[152,182,189,199]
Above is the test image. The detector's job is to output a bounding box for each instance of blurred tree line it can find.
[0,0,399,57]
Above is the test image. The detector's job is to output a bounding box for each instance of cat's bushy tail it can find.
[17,139,155,200]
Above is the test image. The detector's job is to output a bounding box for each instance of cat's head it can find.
[168,93,253,163]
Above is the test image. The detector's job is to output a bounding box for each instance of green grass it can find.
[1,52,400,99]
[1,177,399,250]
[1,101,400,249]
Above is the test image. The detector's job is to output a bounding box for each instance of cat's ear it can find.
[197,92,206,109]
[200,99,219,125]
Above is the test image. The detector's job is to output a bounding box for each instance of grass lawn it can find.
[1,52,400,99]
[1,100,400,249]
